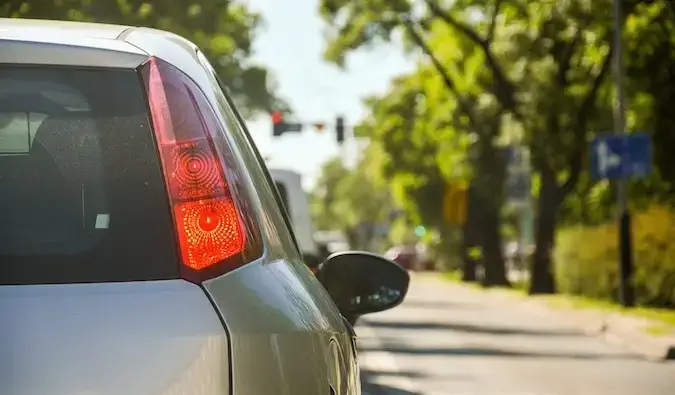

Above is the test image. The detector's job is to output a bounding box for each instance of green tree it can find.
[320,0,512,286]
[415,0,615,293]
[1,0,284,114]
[624,1,675,195]
[311,147,393,250]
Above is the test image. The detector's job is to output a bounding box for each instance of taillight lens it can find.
[140,57,262,282]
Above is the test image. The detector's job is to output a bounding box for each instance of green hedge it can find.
[555,205,675,307]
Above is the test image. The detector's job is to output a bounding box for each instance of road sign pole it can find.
[612,0,634,307]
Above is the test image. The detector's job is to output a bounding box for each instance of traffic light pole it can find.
[612,0,634,307]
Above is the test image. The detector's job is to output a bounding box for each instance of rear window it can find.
[275,181,291,216]
[0,66,179,285]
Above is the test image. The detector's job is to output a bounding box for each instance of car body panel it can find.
[192,53,359,394]
[122,27,213,93]
[204,260,356,395]
[0,18,358,395]
[0,280,230,395]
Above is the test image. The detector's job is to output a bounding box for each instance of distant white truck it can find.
[269,168,322,270]
[314,230,350,256]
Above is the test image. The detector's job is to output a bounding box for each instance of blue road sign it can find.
[590,133,652,180]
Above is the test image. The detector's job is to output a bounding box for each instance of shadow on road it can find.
[361,369,426,379]
[365,320,583,337]
[358,343,637,361]
[360,370,422,395]
[360,367,472,395]
[398,300,472,309]
[361,382,420,395]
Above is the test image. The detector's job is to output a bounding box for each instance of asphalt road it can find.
[357,274,675,395]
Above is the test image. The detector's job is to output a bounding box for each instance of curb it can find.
[425,276,675,362]
[518,297,675,362]
[537,304,675,362]
[593,318,675,362]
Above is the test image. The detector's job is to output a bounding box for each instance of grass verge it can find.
[440,270,675,332]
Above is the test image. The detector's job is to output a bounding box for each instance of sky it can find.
[244,0,416,190]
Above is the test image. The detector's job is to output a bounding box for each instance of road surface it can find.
[357,275,675,395]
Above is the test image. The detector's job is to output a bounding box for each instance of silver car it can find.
[0,18,410,395]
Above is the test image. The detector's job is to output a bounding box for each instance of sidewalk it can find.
[414,272,675,361]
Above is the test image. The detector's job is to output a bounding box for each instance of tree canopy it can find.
[314,0,675,296]
[1,0,284,115]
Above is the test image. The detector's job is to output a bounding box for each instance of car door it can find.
[194,51,360,395]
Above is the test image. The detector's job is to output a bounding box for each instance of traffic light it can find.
[336,116,345,144]
[271,111,303,137]
[272,111,285,137]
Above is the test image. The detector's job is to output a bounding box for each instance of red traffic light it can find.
[271,111,283,124]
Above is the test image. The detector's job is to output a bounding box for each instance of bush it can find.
[555,205,675,307]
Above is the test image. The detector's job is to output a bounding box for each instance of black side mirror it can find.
[315,251,410,321]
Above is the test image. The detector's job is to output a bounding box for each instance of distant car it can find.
[0,18,410,395]
[384,245,418,270]
[269,168,322,271]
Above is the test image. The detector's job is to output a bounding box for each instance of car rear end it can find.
[0,32,259,395]
[384,246,416,270]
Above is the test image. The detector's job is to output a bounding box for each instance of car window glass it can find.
[0,66,178,285]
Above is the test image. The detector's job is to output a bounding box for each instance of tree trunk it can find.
[460,183,479,281]
[473,138,509,287]
[461,220,476,279]
[460,244,477,281]
[529,170,558,294]
[480,200,510,287]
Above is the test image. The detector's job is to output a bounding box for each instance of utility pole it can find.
[612,0,634,307]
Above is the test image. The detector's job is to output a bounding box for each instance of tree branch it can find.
[502,0,528,18]
[423,0,521,119]
[401,17,479,128]
[486,0,504,44]
[576,48,613,130]
[556,28,584,87]
[559,49,613,197]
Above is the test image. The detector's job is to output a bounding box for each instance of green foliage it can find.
[319,0,412,66]
[318,0,675,297]
[310,147,394,250]
[1,0,284,115]
[556,206,675,307]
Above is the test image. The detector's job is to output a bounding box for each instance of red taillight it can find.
[140,57,262,282]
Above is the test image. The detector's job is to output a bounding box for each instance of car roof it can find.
[0,18,204,74]
[0,18,131,40]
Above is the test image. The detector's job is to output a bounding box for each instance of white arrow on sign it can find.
[597,140,621,177]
